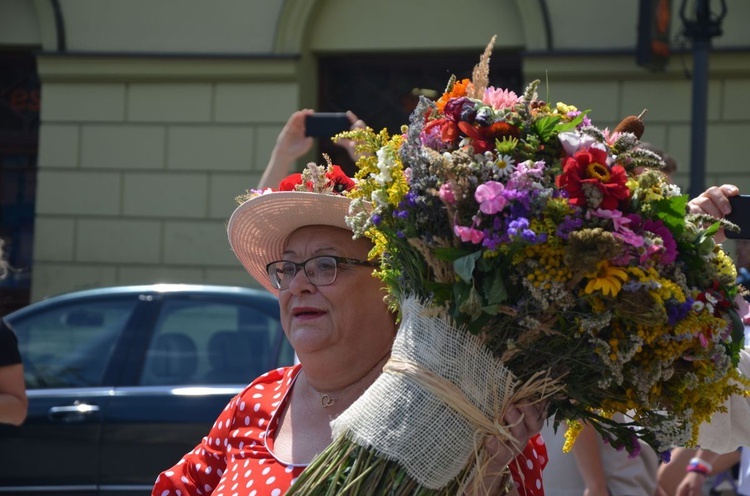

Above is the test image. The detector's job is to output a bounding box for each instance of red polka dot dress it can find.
[152,365,548,496]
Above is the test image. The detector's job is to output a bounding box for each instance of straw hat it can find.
[227,165,358,294]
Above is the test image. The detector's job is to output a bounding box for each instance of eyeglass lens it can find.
[269,256,338,290]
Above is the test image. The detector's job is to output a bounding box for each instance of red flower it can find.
[278,173,303,191]
[325,165,356,193]
[556,148,629,209]
[423,118,460,145]
[276,166,354,194]
[456,121,520,154]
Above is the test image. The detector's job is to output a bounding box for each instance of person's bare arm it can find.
[0,363,28,426]
[257,110,365,190]
[258,109,316,190]
[571,423,610,496]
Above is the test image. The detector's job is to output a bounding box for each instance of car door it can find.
[98,290,291,495]
[0,295,141,495]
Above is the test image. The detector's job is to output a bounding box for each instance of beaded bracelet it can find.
[686,457,712,476]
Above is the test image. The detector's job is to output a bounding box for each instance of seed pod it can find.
[614,109,648,139]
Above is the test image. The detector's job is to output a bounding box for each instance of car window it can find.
[139,298,283,386]
[13,298,137,389]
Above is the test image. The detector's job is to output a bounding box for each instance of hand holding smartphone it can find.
[726,195,750,240]
[304,113,352,138]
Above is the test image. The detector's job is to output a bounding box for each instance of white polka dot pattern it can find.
[150,364,548,495]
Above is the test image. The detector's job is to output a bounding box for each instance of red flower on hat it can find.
[278,173,304,191]
[325,165,356,193]
[556,147,629,210]
[277,165,355,194]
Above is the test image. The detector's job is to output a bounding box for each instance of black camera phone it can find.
[304,113,351,138]
[726,195,750,240]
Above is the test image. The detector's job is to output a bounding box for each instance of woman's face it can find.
[277,225,394,361]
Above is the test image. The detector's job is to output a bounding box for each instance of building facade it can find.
[2,0,750,305]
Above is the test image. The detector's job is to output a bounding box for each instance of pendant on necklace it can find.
[321,394,335,408]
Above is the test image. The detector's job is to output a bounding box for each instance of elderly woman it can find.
[151,168,548,496]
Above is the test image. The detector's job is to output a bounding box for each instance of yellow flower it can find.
[563,419,583,453]
[556,102,578,115]
[584,261,628,297]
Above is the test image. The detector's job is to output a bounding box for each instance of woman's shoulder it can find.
[240,364,302,396]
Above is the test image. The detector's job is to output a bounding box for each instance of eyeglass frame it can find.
[265,255,377,290]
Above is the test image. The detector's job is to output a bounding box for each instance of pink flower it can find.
[483,87,519,110]
[474,181,507,214]
[454,225,484,244]
[642,220,677,264]
[439,183,456,204]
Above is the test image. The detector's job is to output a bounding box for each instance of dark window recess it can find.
[316,51,522,175]
[0,52,39,314]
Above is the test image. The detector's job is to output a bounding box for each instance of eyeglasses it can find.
[266,255,377,290]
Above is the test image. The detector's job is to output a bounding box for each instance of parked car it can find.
[0,284,293,495]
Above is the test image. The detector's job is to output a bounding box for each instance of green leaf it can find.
[727,308,745,367]
[454,251,482,283]
[534,115,561,141]
[481,304,499,316]
[556,110,589,133]
[654,195,689,233]
[484,273,508,305]
[433,246,472,262]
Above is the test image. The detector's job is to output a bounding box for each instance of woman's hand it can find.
[258,109,315,189]
[674,471,706,496]
[258,110,365,190]
[688,184,738,217]
[687,184,739,243]
[336,111,366,161]
[476,402,547,495]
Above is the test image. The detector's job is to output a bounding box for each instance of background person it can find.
[541,182,746,496]
[658,239,750,496]
[0,239,28,426]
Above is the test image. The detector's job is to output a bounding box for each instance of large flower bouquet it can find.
[287,40,749,495]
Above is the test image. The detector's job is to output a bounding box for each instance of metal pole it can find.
[689,39,709,199]
[681,0,725,198]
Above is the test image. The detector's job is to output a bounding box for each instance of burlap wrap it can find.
[330,297,518,490]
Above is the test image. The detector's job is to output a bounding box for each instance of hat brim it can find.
[227,191,354,294]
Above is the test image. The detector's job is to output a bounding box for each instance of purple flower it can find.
[556,216,583,240]
[643,219,678,264]
[444,97,475,122]
[507,217,529,237]
[667,298,694,326]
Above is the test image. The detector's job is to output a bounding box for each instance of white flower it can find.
[494,154,516,177]
[370,189,388,207]
[374,147,395,186]
[559,131,597,155]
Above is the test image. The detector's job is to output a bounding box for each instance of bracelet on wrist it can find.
[686,457,712,476]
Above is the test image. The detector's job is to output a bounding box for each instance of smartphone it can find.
[304,113,351,138]
[726,195,750,240]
